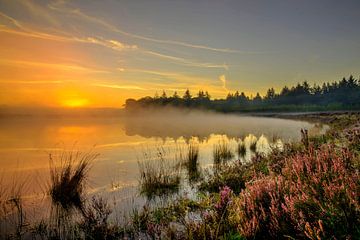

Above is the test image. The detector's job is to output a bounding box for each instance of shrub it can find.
[80,197,121,240]
[232,145,360,239]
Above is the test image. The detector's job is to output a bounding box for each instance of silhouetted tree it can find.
[125,75,360,112]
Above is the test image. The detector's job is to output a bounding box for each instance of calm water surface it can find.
[0,110,325,217]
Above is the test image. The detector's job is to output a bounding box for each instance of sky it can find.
[0,0,359,108]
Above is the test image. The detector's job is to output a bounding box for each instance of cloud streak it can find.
[219,74,228,91]
[0,80,63,84]
[91,83,147,90]
[145,50,229,70]
[0,12,226,70]
[126,68,215,85]
[0,59,109,73]
[48,3,250,54]
[0,12,138,51]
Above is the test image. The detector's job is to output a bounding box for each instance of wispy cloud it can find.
[91,83,147,90]
[21,0,60,26]
[0,59,109,73]
[86,37,137,51]
[145,50,229,70]
[1,3,233,72]
[0,80,63,84]
[219,74,228,91]
[48,3,248,54]
[126,68,214,84]
[0,12,226,70]
[0,12,138,51]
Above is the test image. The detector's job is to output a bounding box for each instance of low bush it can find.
[232,145,360,239]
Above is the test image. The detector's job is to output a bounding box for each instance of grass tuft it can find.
[249,140,257,152]
[138,148,181,198]
[213,139,234,166]
[237,140,247,158]
[181,143,201,182]
[49,151,96,215]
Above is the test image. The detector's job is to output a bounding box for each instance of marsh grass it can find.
[213,140,234,166]
[199,161,247,194]
[48,150,97,239]
[237,141,246,158]
[138,147,181,198]
[0,174,30,239]
[178,143,201,182]
[80,196,122,239]
[249,140,257,152]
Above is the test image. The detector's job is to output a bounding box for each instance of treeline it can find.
[125,75,360,112]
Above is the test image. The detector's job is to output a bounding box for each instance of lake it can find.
[0,109,326,219]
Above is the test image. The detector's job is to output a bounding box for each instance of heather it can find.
[232,145,360,239]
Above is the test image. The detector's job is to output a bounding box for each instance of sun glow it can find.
[62,98,89,108]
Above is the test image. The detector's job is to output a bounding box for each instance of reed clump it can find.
[213,140,234,165]
[138,148,181,198]
[182,143,201,182]
[237,140,246,158]
[249,140,257,152]
[0,177,29,239]
[49,151,97,215]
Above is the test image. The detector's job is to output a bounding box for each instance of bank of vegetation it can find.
[0,113,359,239]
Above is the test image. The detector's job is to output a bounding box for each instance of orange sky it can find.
[1,0,359,108]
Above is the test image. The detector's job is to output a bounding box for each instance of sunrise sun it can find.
[62,98,89,108]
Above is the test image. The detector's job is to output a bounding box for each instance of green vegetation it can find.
[47,151,97,239]
[122,113,360,239]
[138,148,181,198]
[180,143,201,183]
[237,140,246,158]
[199,161,248,194]
[0,113,359,239]
[213,139,234,166]
[249,140,257,152]
[49,151,95,214]
[125,75,360,112]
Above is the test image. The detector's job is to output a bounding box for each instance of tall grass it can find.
[49,151,96,214]
[249,140,257,152]
[180,143,200,182]
[213,140,234,166]
[237,140,246,158]
[138,147,181,198]
[48,150,97,239]
[0,175,30,239]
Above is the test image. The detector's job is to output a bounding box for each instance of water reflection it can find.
[0,110,325,218]
[123,109,319,142]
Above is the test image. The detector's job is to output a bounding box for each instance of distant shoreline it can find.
[1,107,359,119]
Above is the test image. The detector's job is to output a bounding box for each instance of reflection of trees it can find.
[122,110,317,143]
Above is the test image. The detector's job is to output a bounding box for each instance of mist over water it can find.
[0,108,325,218]
[124,107,321,141]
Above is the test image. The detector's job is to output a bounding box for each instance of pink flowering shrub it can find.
[232,176,289,238]
[232,145,360,239]
[282,146,359,239]
[187,186,238,239]
[214,186,233,214]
